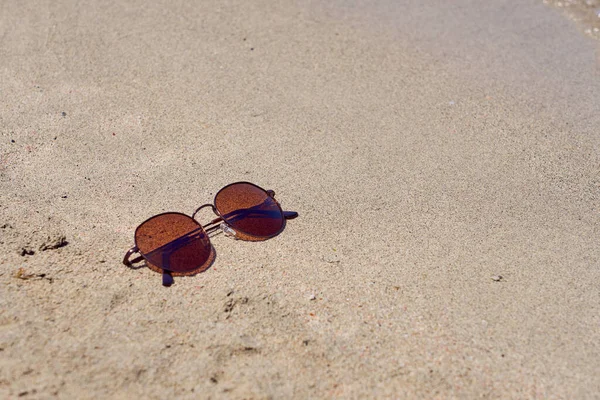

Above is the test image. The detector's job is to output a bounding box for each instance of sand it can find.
[1,0,599,398]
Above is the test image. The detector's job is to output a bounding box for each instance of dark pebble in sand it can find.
[61,112,66,117]
[39,234,68,251]
[11,139,15,143]
[20,248,35,256]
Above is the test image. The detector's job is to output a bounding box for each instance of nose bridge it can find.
[191,203,218,220]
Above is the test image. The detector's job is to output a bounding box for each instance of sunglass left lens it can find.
[214,182,284,239]
[135,213,211,274]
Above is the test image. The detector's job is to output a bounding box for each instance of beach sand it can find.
[1,0,599,398]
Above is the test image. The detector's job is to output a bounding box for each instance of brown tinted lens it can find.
[215,183,284,238]
[135,213,211,273]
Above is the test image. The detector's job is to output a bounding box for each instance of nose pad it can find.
[220,222,237,238]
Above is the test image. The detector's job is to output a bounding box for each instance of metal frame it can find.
[122,182,296,284]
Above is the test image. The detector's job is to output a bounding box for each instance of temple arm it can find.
[122,246,139,266]
[201,208,298,235]
[284,211,298,219]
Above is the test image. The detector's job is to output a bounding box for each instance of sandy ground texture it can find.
[1,0,599,398]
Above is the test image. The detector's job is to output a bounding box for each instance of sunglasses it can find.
[123,182,297,286]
